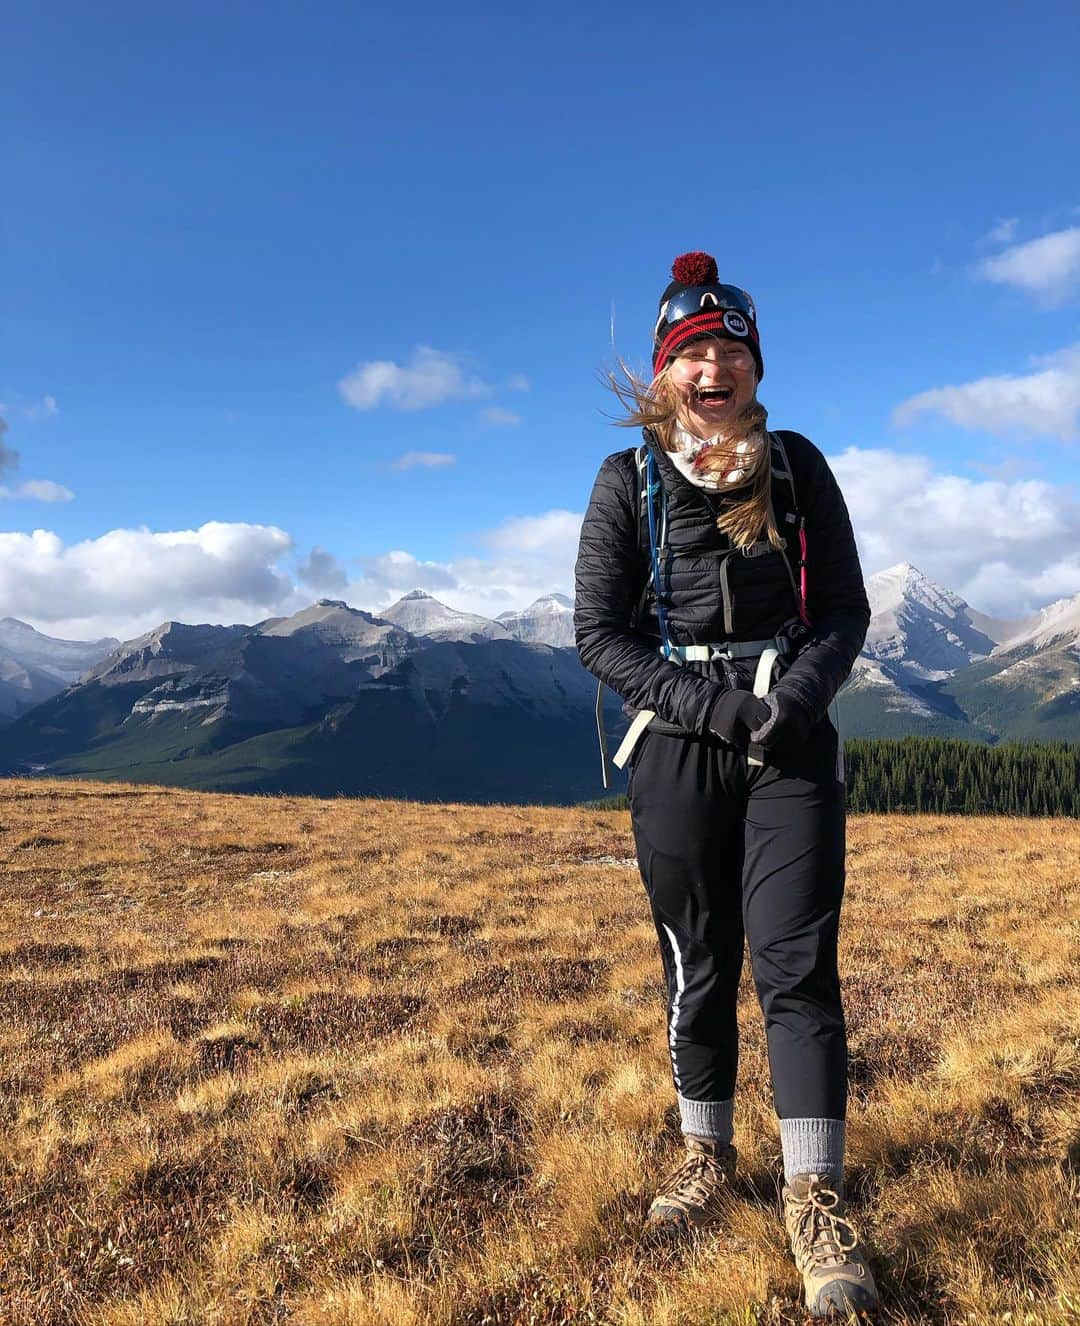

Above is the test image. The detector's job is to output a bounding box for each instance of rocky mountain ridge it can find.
[0,591,609,802]
[0,574,1076,801]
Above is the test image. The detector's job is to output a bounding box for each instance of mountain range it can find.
[0,592,605,802]
[842,564,1080,742]
[0,574,1076,802]
[0,617,119,723]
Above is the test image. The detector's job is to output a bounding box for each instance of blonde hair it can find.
[603,345,782,551]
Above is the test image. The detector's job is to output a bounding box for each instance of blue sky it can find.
[3,0,1079,639]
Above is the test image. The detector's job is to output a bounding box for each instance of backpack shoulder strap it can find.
[767,430,811,626]
[630,440,654,629]
[769,430,802,519]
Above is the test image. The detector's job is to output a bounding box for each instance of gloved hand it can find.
[708,689,771,746]
[745,689,814,751]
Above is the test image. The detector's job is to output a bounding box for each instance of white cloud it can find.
[478,406,522,427]
[830,445,1080,616]
[507,374,531,392]
[355,550,458,593]
[346,511,584,619]
[0,507,581,643]
[339,346,492,412]
[974,225,1080,304]
[481,510,582,556]
[0,521,297,641]
[892,343,1080,441]
[391,451,456,470]
[0,479,74,502]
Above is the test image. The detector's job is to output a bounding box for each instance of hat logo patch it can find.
[723,310,749,337]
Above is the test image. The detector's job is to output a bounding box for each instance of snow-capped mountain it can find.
[994,593,1080,654]
[861,563,999,681]
[841,564,1003,732]
[842,567,1080,741]
[377,590,512,642]
[497,593,575,648]
[0,618,119,723]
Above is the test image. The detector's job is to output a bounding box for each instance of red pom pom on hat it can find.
[671,251,718,285]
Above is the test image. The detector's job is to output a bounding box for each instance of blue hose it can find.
[645,450,672,660]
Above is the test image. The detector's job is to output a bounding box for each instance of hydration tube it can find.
[645,449,673,659]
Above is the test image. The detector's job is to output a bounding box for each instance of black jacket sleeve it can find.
[573,452,724,736]
[771,435,870,722]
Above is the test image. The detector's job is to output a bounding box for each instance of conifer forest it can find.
[844,738,1079,817]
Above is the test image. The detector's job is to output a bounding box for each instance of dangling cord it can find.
[796,518,811,626]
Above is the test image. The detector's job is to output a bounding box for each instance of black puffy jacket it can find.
[573,428,870,738]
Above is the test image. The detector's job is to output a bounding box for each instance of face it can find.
[666,337,757,438]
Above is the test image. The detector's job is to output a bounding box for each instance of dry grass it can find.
[0,777,1077,1325]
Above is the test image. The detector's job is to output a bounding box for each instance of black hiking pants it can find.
[627,712,848,1120]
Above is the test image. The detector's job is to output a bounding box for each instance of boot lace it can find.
[788,1181,859,1269]
[656,1147,732,1214]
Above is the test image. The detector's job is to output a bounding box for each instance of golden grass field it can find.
[0,777,1077,1325]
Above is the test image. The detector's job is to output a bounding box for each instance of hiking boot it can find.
[782,1173,880,1318]
[644,1136,737,1238]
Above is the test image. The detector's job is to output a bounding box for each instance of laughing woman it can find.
[573,252,879,1319]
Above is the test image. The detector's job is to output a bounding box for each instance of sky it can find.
[2,0,1079,642]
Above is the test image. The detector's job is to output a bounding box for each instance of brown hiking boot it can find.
[644,1136,737,1238]
[782,1173,880,1318]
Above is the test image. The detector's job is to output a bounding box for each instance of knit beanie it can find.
[652,251,764,381]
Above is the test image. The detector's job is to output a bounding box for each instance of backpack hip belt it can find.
[611,629,795,771]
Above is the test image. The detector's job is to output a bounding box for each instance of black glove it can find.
[708,689,771,746]
[746,689,814,751]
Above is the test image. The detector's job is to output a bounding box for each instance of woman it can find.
[573,252,879,1319]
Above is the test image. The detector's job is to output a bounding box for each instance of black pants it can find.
[627,713,848,1120]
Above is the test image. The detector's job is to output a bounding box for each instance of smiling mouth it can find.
[693,386,734,405]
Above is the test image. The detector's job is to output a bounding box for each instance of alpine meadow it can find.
[5,2,1080,1323]
[1,778,1077,1325]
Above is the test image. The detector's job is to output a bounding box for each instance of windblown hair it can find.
[604,346,782,551]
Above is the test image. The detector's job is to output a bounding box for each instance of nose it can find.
[696,360,728,381]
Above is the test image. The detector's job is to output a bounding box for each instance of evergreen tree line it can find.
[843,737,1079,816]
[582,738,1079,816]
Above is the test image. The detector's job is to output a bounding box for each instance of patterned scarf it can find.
[669,421,767,490]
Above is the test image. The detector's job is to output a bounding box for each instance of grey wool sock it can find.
[779,1117,846,1191]
[678,1094,734,1146]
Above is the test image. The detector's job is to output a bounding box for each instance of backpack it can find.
[592,429,813,789]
